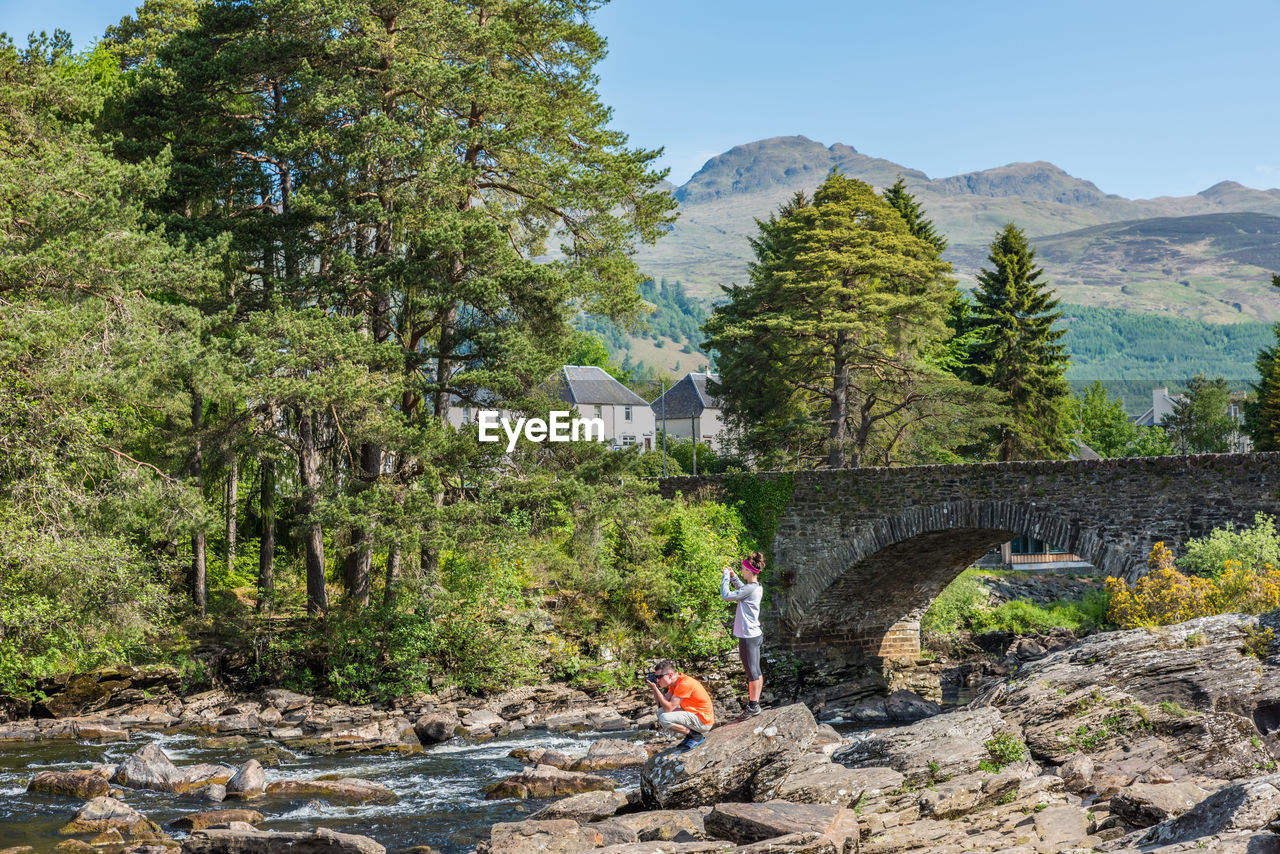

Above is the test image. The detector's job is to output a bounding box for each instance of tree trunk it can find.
[191,392,207,615]
[296,407,327,615]
[225,449,238,580]
[343,443,383,608]
[827,330,850,469]
[257,452,275,610]
[384,547,401,607]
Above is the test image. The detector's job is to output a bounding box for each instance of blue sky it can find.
[5,0,1277,199]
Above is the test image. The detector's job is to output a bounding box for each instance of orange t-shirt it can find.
[671,674,714,726]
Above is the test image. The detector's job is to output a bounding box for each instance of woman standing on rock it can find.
[721,552,765,720]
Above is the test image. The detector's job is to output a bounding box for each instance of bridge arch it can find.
[659,453,1280,664]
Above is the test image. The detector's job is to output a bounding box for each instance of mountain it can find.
[633,136,1280,317]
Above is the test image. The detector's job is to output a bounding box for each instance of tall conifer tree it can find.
[968,223,1072,460]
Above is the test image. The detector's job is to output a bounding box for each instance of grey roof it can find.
[650,372,722,419]
[549,365,649,406]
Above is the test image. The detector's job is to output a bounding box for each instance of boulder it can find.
[835,706,1014,784]
[1032,805,1089,847]
[170,809,265,831]
[883,689,941,722]
[58,797,160,837]
[114,743,178,791]
[413,712,460,745]
[182,827,384,854]
[28,770,110,799]
[570,740,649,771]
[477,820,618,854]
[1109,781,1211,828]
[484,764,615,800]
[509,747,576,769]
[610,809,710,842]
[1058,754,1094,793]
[527,791,629,822]
[1136,772,1280,847]
[764,753,903,807]
[459,709,505,739]
[180,784,227,803]
[169,764,235,794]
[225,760,266,799]
[641,704,818,809]
[703,801,855,845]
[264,778,395,805]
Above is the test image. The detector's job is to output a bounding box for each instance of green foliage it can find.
[967,223,1073,461]
[980,733,1027,772]
[1244,313,1280,452]
[1165,373,1242,453]
[1074,381,1173,457]
[1178,513,1280,578]
[1242,625,1275,660]
[722,473,796,563]
[705,173,985,468]
[921,570,1110,637]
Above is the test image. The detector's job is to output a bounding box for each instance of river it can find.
[0,728,646,852]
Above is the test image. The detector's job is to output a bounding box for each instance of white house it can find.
[1134,386,1252,452]
[546,365,657,451]
[649,370,726,450]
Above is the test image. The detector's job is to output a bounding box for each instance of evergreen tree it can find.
[705,172,975,468]
[1166,374,1240,454]
[968,223,1072,460]
[882,177,947,254]
[1244,278,1280,451]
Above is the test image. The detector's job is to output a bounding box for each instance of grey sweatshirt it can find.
[721,572,763,638]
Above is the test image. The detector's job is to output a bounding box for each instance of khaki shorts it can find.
[658,709,712,734]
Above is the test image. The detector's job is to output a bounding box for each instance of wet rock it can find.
[509,747,575,769]
[703,801,856,845]
[225,761,265,799]
[179,784,226,803]
[58,796,160,837]
[641,704,818,810]
[883,689,941,722]
[259,689,311,713]
[28,770,110,799]
[527,790,629,822]
[1109,781,1211,828]
[484,764,615,800]
[263,778,396,805]
[170,809,265,831]
[571,740,649,771]
[0,847,36,854]
[459,709,505,739]
[183,827,384,854]
[413,712,460,745]
[114,743,177,791]
[835,706,1015,784]
[54,841,94,852]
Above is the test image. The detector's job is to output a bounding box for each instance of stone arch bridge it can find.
[659,453,1280,662]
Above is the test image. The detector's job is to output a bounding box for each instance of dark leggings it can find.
[738,634,763,681]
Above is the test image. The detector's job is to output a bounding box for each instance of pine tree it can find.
[882,177,947,254]
[1244,279,1280,452]
[705,172,970,468]
[968,223,1072,460]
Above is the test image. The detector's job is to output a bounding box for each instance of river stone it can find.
[225,760,266,799]
[180,783,227,803]
[1033,805,1089,846]
[484,764,615,800]
[265,778,395,805]
[1109,781,1211,828]
[183,826,385,854]
[884,689,941,722]
[703,801,856,846]
[58,796,160,837]
[54,841,94,853]
[170,809,265,831]
[28,770,110,799]
[114,743,178,791]
[640,703,818,810]
[835,706,1013,784]
[509,747,575,769]
[528,790,629,822]
[571,739,649,771]
[259,689,312,712]
[413,712,460,745]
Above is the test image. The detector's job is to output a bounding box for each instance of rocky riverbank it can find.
[8,608,1280,852]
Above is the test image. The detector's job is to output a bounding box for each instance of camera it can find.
[644,673,660,683]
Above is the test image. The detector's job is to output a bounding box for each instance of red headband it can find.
[741,558,759,573]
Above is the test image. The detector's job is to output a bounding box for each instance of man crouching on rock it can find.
[647,659,714,752]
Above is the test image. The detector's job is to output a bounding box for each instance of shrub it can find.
[980,732,1027,772]
[1243,625,1275,660]
[1178,513,1280,579]
[922,570,1110,637]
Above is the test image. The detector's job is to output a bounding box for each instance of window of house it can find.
[594,405,603,419]
[624,405,632,422]
[462,406,471,425]
[621,434,636,446]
